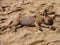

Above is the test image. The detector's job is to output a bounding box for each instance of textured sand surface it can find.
[0,0,60,45]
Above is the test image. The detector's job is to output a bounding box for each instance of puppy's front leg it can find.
[34,22,43,31]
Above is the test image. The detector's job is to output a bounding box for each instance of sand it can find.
[0,0,60,45]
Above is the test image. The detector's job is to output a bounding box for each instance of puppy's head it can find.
[44,16,54,25]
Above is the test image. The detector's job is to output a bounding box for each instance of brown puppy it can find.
[19,15,54,30]
[0,14,54,31]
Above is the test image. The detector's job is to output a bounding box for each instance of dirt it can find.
[0,0,60,45]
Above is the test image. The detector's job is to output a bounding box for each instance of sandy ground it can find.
[0,0,60,45]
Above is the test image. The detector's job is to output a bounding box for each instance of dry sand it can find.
[0,0,60,45]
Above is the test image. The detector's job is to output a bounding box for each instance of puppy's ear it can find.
[43,9,48,16]
[52,15,56,20]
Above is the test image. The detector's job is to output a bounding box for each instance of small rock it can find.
[50,26,56,30]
